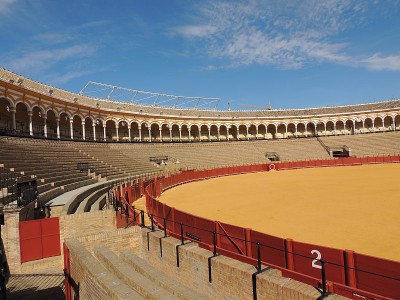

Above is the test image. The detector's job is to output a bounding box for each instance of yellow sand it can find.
[159,164,400,261]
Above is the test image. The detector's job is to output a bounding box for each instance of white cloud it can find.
[0,0,16,14]
[360,54,400,71]
[5,45,96,74]
[172,25,217,38]
[32,32,72,44]
[172,0,400,71]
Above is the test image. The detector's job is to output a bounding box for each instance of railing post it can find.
[140,210,145,227]
[180,223,184,245]
[163,217,167,237]
[320,259,327,297]
[213,231,217,256]
[257,242,261,272]
[150,214,155,231]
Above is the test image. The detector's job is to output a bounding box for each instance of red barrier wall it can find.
[141,156,400,299]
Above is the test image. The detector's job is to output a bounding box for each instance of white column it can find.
[148,128,151,142]
[227,127,230,141]
[217,127,220,141]
[189,128,192,142]
[116,125,119,141]
[93,124,96,141]
[128,125,131,142]
[208,127,211,141]
[256,126,259,140]
[323,123,326,136]
[82,121,86,140]
[10,108,16,132]
[159,128,162,142]
[139,128,142,142]
[43,117,47,137]
[246,126,249,140]
[333,123,336,135]
[179,127,182,142]
[56,118,60,139]
[70,120,74,139]
[28,111,33,136]
[392,118,396,131]
[169,127,172,142]
[103,124,106,141]
[295,124,298,137]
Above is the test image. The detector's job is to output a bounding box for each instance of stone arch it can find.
[257,124,266,139]
[228,124,238,140]
[335,120,345,135]
[46,109,58,138]
[210,124,218,141]
[171,124,180,142]
[95,118,104,141]
[140,123,150,142]
[219,124,228,141]
[118,120,129,142]
[354,119,364,134]
[0,97,13,132]
[248,124,257,140]
[383,115,393,131]
[161,123,170,142]
[32,106,45,136]
[344,120,354,135]
[305,122,315,136]
[150,123,160,142]
[325,121,335,136]
[130,121,139,141]
[238,124,247,140]
[84,117,94,141]
[296,123,306,137]
[395,114,400,130]
[59,112,70,139]
[316,122,325,136]
[72,115,83,140]
[190,124,200,141]
[364,117,373,132]
[15,102,29,135]
[200,124,209,141]
[181,124,190,142]
[287,123,296,138]
[276,123,286,138]
[266,124,276,139]
[374,116,383,132]
[106,119,117,141]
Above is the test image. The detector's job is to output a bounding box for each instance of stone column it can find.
[93,124,96,141]
[43,117,47,138]
[82,121,86,140]
[56,118,60,139]
[28,111,33,136]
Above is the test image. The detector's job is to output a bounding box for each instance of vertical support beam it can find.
[169,126,172,142]
[103,124,106,141]
[116,125,119,142]
[70,119,74,140]
[28,111,33,136]
[43,117,47,137]
[208,127,211,141]
[179,127,182,142]
[159,128,162,142]
[139,128,142,142]
[82,121,86,140]
[128,124,131,142]
[148,127,151,142]
[56,118,60,139]
[92,124,96,141]
[217,127,220,141]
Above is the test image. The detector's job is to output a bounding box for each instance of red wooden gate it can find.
[19,217,61,263]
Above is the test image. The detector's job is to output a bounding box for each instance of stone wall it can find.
[141,229,342,300]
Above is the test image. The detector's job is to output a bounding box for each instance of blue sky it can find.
[1,0,400,110]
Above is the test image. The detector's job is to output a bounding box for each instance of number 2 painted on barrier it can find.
[311,250,322,269]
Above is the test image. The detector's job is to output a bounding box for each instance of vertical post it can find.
[70,119,74,140]
[141,210,145,227]
[151,214,154,231]
[103,124,106,141]
[128,124,131,142]
[81,122,85,140]
[93,124,96,141]
[180,223,184,245]
[257,242,261,272]
[10,107,16,132]
[213,232,217,256]
[116,125,119,142]
[56,118,60,139]
[163,218,167,237]
[320,259,327,297]
[43,117,47,137]
[28,111,33,136]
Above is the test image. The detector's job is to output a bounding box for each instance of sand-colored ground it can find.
[159,164,400,261]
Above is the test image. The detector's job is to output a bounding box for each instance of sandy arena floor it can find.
[159,164,400,262]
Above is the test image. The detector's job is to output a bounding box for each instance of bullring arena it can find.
[0,68,399,299]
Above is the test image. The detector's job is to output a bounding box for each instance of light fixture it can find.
[48,89,53,95]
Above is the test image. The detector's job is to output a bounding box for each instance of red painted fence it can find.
[19,217,61,263]
[115,155,400,299]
